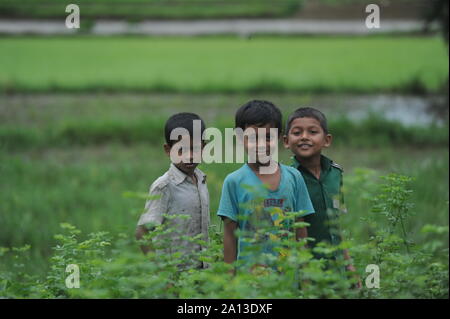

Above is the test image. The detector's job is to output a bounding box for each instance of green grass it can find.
[0,92,448,277]
[0,0,302,20]
[0,36,448,94]
[1,93,448,150]
[1,143,448,276]
[1,114,447,150]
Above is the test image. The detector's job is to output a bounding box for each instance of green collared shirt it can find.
[291,155,347,248]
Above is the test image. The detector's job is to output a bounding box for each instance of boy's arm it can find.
[223,217,238,264]
[217,175,238,264]
[135,225,153,255]
[343,249,353,268]
[293,171,315,244]
[343,247,362,288]
[136,179,170,255]
[295,217,308,242]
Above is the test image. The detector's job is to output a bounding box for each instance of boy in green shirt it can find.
[283,107,358,278]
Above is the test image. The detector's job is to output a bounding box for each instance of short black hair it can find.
[164,112,206,146]
[235,100,283,134]
[286,107,328,134]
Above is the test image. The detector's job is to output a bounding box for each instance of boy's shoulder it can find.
[330,161,344,172]
[150,164,207,191]
[149,171,171,192]
[280,163,303,179]
[223,164,250,184]
[322,155,344,173]
[194,167,207,182]
[281,163,301,173]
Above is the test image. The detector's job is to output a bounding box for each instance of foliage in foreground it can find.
[0,173,448,298]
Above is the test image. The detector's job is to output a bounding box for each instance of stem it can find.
[399,213,411,255]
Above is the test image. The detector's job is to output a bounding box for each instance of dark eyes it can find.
[291,130,318,135]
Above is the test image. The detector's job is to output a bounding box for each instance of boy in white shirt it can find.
[135,113,209,268]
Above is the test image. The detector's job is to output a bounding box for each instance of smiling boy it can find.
[283,107,357,276]
[135,113,209,269]
[217,100,315,269]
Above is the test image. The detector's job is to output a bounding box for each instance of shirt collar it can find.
[291,155,332,173]
[291,155,301,169]
[168,163,206,185]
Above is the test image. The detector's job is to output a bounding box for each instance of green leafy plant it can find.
[0,173,447,299]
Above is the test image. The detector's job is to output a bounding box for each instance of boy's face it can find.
[283,117,332,160]
[164,136,204,176]
[243,123,279,165]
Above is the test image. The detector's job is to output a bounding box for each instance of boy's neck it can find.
[296,154,322,179]
[173,164,191,175]
[247,161,278,175]
[247,162,279,176]
[173,164,197,183]
[247,161,281,192]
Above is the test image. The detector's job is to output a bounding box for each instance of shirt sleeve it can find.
[137,182,170,228]
[294,172,315,218]
[217,175,239,222]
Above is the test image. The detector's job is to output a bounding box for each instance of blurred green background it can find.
[0,0,448,277]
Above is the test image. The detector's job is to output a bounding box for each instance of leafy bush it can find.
[0,173,447,298]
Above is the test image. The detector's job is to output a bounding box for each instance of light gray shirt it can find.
[137,164,210,260]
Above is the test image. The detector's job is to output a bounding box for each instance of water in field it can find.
[300,94,448,126]
[220,94,448,126]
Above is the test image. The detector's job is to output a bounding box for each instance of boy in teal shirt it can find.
[283,107,358,277]
[217,100,315,269]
